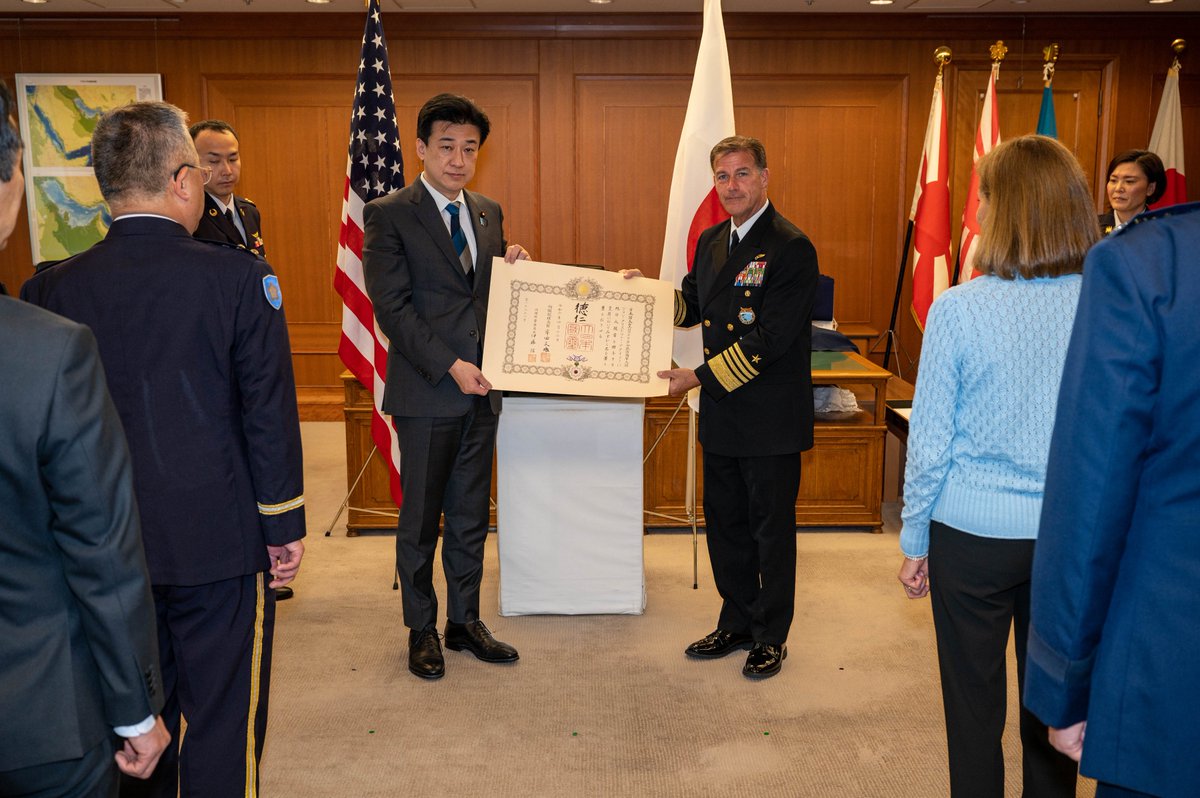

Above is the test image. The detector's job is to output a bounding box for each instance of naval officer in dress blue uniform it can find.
[624,135,819,679]
[21,100,305,798]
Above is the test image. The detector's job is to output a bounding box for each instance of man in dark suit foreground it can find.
[363,93,528,680]
[1025,203,1200,798]
[627,135,818,679]
[21,101,305,797]
[0,79,170,797]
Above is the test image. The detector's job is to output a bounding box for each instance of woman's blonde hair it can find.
[974,135,1099,279]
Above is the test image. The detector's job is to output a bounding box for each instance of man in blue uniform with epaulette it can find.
[21,100,305,798]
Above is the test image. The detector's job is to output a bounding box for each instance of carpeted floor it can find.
[261,422,1096,797]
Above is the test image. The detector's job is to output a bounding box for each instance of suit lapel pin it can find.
[479,210,488,227]
[208,208,218,217]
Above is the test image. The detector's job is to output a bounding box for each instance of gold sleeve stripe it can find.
[708,343,760,393]
[726,343,759,381]
[673,291,687,326]
[258,495,305,516]
[708,355,741,392]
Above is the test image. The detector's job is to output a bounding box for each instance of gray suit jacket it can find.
[362,180,508,417]
[0,296,161,773]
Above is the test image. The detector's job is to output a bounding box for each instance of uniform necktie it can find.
[728,230,740,255]
[446,201,474,279]
[225,207,246,245]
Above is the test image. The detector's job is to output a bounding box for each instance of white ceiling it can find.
[3,0,1196,15]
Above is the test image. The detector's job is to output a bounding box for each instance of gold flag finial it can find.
[934,46,952,78]
[990,40,1008,63]
[1043,43,1060,86]
[1171,38,1187,71]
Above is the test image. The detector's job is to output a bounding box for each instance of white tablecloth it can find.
[496,395,646,615]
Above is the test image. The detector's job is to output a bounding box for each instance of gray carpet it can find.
[261,422,1096,797]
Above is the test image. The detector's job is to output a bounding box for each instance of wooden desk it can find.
[831,323,879,355]
[645,351,893,532]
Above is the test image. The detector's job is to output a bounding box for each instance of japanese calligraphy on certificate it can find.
[483,259,673,397]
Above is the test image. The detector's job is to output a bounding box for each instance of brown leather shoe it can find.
[408,627,445,679]
[685,629,754,659]
[742,643,787,679]
[444,620,519,663]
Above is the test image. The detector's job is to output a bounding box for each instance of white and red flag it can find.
[910,69,953,330]
[659,0,736,371]
[1149,61,1188,208]
[956,61,1000,284]
[333,0,403,508]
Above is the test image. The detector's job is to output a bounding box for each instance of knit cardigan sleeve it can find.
[899,293,963,558]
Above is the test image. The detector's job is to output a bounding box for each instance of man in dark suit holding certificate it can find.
[363,93,528,680]
[631,135,818,679]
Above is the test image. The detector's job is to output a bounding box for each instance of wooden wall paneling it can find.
[537,40,576,265]
[575,77,690,274]
[735,77,906,331]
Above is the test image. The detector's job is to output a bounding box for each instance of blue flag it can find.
[1036,85,1057,138]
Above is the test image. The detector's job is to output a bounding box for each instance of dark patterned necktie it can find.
[446,201,474,278]
[225,208,246,245]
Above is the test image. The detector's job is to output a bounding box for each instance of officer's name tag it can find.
[262,275,283,310]
[734,260,766,287]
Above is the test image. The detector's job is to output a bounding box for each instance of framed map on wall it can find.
[15,74,162,265]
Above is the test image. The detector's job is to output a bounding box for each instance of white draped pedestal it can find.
[496,395,646,616]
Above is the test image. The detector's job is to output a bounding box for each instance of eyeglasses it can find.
[172,163,213,186]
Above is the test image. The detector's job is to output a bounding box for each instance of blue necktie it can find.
[446,201,473,277]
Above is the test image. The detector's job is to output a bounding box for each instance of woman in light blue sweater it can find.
[896,135,1099,797]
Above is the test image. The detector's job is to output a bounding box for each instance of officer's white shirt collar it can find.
[730,200,771,251]
[421,173,477,258]
[113,213,184,226]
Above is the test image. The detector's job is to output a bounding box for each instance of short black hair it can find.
[189,119,239,142]
[416,94,490,146]
[1106,149,1168,206]
[0,80,23,183]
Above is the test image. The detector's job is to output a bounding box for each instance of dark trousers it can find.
[0,736,116,798]
[928,521,1077,798]
[121,573,274,798]
[701,451,801,645]
[393,397,497,630]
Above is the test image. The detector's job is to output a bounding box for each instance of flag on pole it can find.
[956,62,1001,285]
[1036,89,1057,138]
[1149,61,1188,208]
[910,68,953,330]
[659,0,735,371]
[333,0,403,508]
[1037,45,1059,138]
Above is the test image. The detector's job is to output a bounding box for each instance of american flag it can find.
[333,0,403,508]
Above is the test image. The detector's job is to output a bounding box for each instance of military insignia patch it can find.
[262,275,283,310]
[738,307,756,325]
[208,207,218,217]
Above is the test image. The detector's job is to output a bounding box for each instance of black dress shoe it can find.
[742,643,787,679]
[443,620,519,663]
[275,586,294,601]
[408,627,445,680]
[685,629,754,659]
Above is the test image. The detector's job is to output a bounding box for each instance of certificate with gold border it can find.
[483,258,673,397]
